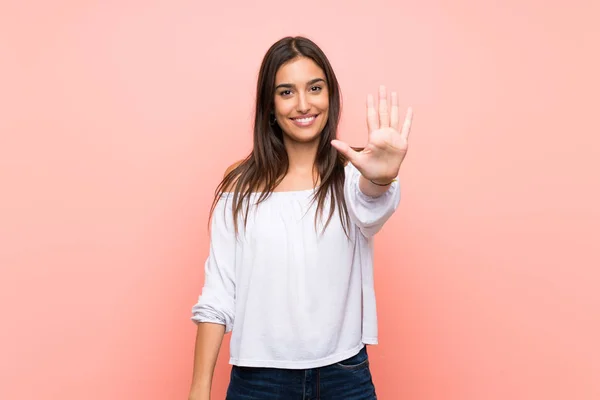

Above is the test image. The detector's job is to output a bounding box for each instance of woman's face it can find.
[273,57,329,144]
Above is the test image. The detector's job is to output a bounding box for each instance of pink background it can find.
[1,0,599,398]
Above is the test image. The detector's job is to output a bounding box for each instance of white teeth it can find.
[294,116,315,123]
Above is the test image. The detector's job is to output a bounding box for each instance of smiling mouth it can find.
[290,114,319,127]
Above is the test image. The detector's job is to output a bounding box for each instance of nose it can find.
[296,93,310,114]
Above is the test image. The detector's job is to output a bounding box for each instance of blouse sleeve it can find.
[344,162,401,238]
[191,195,236,333]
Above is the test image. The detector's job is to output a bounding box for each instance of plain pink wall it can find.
[1,0,599,399]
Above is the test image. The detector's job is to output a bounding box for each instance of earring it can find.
[270,113,277,125]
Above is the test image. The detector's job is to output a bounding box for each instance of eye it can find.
[310,86,322,92]
[279,90,292,97]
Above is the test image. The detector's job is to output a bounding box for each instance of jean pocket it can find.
[334,346,369,370]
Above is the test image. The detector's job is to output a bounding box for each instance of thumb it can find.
[331,139,359,162]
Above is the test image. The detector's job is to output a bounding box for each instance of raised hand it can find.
[331,85,413,185]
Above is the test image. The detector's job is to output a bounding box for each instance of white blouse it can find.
[191,162,400,369]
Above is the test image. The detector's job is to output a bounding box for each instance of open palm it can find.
[332,85,413,184]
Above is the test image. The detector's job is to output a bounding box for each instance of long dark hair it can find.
[209,36,353,236]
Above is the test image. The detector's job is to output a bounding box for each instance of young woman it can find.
[189,36,413,400]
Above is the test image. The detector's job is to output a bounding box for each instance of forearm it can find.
[189,322,226,398]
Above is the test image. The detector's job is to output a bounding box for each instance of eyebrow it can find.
[275,78,326,90]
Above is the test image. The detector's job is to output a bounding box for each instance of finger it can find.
[331,139,360,163]
[401,107,413,141]
[366,94,377,133]
[378,85,390,128]
[390,91,399,130]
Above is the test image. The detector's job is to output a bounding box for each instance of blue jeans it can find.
[225,346,377,400]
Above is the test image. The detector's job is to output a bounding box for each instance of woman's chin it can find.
[281,124,326,144]
[283,131,321,144]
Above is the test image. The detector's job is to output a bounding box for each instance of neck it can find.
[283,137,320,178]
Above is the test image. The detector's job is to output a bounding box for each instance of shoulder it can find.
[224,159,244,177]
[221,159,245,192]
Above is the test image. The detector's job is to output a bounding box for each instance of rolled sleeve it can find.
[191,195,236,333]
[344,162,401,238]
